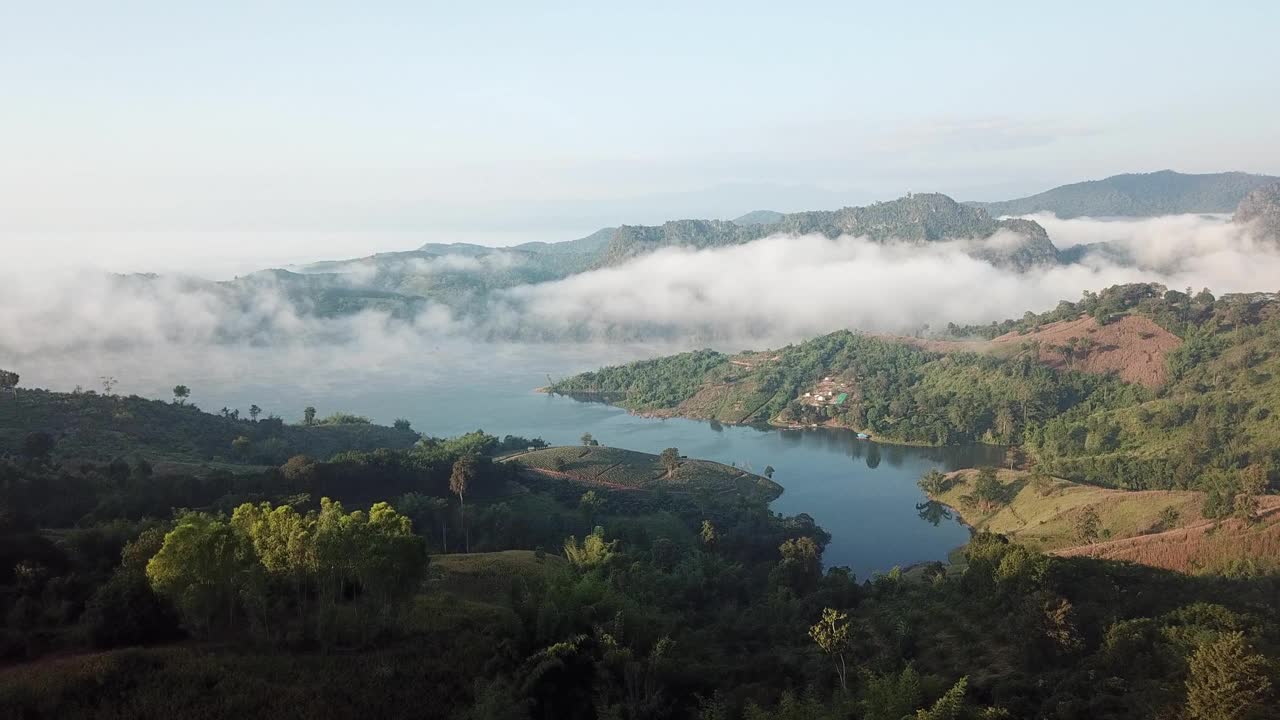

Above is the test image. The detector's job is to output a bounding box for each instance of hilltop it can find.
[730,209,784,226]
[598,193,1059,271]
[0,386,419,465]
[970,170,1280,218]
[507,444,782,502]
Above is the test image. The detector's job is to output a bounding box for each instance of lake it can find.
[18,341,1004,579]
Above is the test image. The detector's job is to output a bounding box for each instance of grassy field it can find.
[933,469,1280,574]
[430,550,565,604]
[508,445,783,501]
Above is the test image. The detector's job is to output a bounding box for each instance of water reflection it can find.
[916,500,954,527]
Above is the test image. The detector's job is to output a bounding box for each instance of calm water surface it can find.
[36,342,1004,578]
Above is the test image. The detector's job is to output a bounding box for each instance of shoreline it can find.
[537,386,1000,450]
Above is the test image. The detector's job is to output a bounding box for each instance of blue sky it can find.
[3,1,1279,255]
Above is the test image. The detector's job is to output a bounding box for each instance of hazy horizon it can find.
[5,2,1280,270]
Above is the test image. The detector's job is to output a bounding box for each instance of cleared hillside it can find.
[932,468,1280,575]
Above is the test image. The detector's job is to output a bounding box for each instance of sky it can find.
[3,1,1280,273]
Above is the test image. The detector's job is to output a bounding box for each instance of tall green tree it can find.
[451,455,477,552]
[809,607,853,693]
[1185,631,1271,720]
[146,513,257,635]
[660,448,680,477]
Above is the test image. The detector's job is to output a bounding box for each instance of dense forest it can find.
[2,379,1278,718]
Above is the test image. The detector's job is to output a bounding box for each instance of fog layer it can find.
[2,213,1277,394]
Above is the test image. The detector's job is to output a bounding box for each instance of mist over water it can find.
[8,338,995,577]
[3,214,1277,378]
[3,212,1276,574]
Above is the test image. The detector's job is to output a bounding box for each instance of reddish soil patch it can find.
[1055,499,1280,574]
[991,314,1181,387]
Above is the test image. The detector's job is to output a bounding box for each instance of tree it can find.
[303,406,317,426]
[773,537,822,593]
[281,455,318,488]
[809,607,853,693]
[580,432,594,447]
[918,469,949,495]
[450,455,477,552]
[913,677,968,720]
[396,493,451,553]
[101,376,117,396]
[700,520,718,549]
[1074,506,1101,544]
[393,418,412,431]
[0,368,18,393]
[146,513,256,634]
[563,527,616,569]
[660,447,680,477]
[1005,445,1025,471]
[973,467,1004,509]
[171,385,189,404]
[231,435,252,458]
[249,404,262,422]
[579,490,603,529]
[1235,465,1267,522]
[21,431,55,462]
[1185,631,1271,720]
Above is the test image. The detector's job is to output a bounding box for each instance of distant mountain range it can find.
[967,170,1279,219]
[110,171,1277,341]
[594,193,1058,271]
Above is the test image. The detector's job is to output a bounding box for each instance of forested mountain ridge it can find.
[598,193,1060,271]
[970,170,1280,218]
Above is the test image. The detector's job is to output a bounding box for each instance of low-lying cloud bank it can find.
[1,213,1278,390]
[499,213,1279,339]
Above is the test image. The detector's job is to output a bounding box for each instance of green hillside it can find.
[0,387,419,465]
[552,283,1280,497]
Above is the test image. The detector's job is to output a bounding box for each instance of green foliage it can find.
[1185,631,1272,720]
[918,469,951,495]
[563,527,616,570]
[146,499,426,643]
[1074,505,1102,544]
[913,676,967,720]
[317,412,372,425]
[810,607,853,693]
